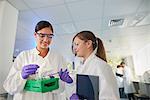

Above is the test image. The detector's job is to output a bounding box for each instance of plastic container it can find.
[24,78,59,93]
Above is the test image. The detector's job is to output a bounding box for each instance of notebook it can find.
[76,74,99,100]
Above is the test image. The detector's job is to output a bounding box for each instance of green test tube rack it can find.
[24,78,59,93]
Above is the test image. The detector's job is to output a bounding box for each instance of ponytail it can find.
[95,38,107,62]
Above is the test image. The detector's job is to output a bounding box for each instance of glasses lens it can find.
[36,32,54,39]
[47,34,54,38]
[73,43,78,48]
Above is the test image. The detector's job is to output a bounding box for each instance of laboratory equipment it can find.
[24,78,59,93]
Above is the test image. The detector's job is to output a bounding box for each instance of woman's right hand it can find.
[21,64,39,79]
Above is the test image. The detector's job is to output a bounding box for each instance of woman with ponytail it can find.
[70,31,119,100]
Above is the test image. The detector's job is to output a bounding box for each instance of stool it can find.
[134,93,150,100]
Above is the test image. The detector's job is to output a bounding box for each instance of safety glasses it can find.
[36,32,54,39]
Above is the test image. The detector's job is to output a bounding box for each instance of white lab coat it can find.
[62,56,83,99]
[3,48,67,100]
[123,66,135,94]
[116,68,124,88]
[65,52,120,100]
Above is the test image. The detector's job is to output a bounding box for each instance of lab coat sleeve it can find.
[52,55,69,94]
[58,57,77,99]
[3,52,27,95]
[124,66,133,82]
[62,73,76,99]
[123,66,135,93]
[96,63,120,100]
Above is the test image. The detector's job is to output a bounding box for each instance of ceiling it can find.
[4,0,150,59]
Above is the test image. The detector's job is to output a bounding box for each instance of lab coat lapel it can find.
[79,52,95,74]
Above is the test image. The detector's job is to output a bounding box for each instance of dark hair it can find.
[35,20,53,33]
[117,65,122,68]
[96,38,107,62]
[73,31,107,62]
[120,62,125,65]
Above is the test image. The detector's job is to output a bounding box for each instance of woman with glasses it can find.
[3,20,73,100]
[69,31,119,100]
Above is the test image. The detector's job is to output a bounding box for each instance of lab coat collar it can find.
[83,51,95,66]
[83,47,97,65]
[78,51,95,74]
[32,48,40,54]
[32,47,51,55]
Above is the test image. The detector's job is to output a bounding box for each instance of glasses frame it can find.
[36,32,54,39]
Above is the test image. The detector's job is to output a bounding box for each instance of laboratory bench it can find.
[133,81,150,100]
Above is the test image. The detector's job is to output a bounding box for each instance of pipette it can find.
[48,72,59,77]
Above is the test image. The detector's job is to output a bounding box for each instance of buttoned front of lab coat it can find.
[116,68,124,88]
[3,48,67,100]
[65,52,120,100]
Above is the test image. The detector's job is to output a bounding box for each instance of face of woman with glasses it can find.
[34,27,54,49]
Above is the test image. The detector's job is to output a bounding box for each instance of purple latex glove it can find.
[70,93,79,100]
[58,68,73,84]
[21,64,39,79]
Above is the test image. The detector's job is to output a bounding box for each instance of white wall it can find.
[0,0,18,93]
[133,43,150,76]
